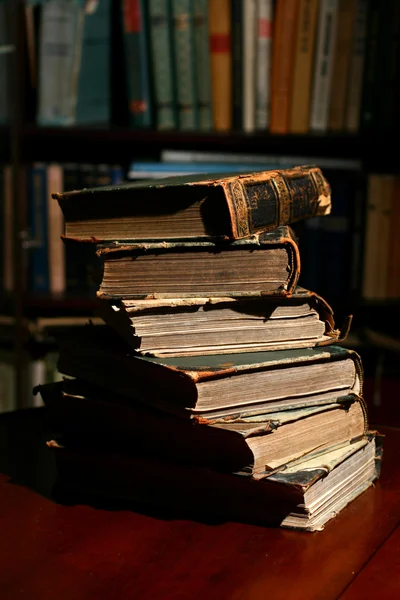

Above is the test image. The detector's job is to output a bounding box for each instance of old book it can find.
[231,0,243,130]
[56,325,363,420]
[49,433,382,531]
[193,0,213,130]
[362,175,394,300]
[171,0,198,130]
[289,0,318,134]
[345,0,368,132]
[242,0,257,133]
[386,178,400,298]
[122,0,152,128]
[148,0,177,129]
[270,0,299,134]
[98,287,351,357]
[309,0,339,132]
[328,0,357,131]
[54,166,331,242]
[95,227,300,299]
[255,0,273,130]
[208,0,231,130]
[46,164,65,294]
[38,378,367,478]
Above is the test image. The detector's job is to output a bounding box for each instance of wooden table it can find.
[0,408,399,600]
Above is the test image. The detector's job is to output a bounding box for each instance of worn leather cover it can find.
[54,165,331,240]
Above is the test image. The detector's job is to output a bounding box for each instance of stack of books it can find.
[36,166,382,532]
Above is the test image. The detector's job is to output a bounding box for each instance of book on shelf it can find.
[345,0,368,133]
[38,378,367,479]
[208,0,231,131]
[97,286,351,357]
[309,0,339,132]
[270,0,299,134]
[48,431,382,532]
[255,0,273,130]
[171,0,198,130]
[54,166,331,242]
[193,0,213,130]
[289,0,319,134]
[242,0,257,133]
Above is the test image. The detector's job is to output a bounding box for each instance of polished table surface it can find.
[1,409,399,600]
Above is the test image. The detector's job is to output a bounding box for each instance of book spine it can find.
[122,0,153,128]
[62,163,82,295]
[362,174,382,299]
[270,0,299,134]
[328,0,357,131]
[374,176,394,300]
[38,0,84,126]
[242,0,257,133]
[193,0,213,130]
[209,0,232,131]
[3,166,13,294]
[387,177,400,298]
[344,0,368,132]
[171,0,198,130]
[0,3,10,125]
[29,163,49,293]
[289,0,318,134]
[309,0,339,132]
[360,2,380,131]
[255,0,273,130]
[231,0,243,130]
[110,165,125,184]
[377,1,400,132]
[220,166,331,238]
[148,0,177,129]
[47,164,66,294]
[76,0,111,125]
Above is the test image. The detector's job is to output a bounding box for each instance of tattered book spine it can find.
[217,166,331,239]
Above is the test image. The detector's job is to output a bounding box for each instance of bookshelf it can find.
[3,0,400,410]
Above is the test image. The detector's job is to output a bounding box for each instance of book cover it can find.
[290,0,318,133]
[193,0,213,130]
[231,0,243,130]
[55,166,332,241]
[328,0,357,131]
[270,0,299,134]
[360,2,380,131]
[122,0,153,128]
[209,0,232,130]
[309,0,339,132]
[148,0,177,129]
[29,163,49,293]
[242,0,257,133]
[47,164,65,294]
[37,0,85,126]
[76,0,111,125]
[0,2,11,125]
[345,0,368,132]
[171,0,198,130]
[256,0,273,130]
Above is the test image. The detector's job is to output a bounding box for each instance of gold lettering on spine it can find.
[227,180,251,237]
[272,174,291,225]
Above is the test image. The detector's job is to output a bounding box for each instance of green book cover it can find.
[148,0,177,129]
[171,0,198,129]
[122,0,153,128]
[193,0,213,129]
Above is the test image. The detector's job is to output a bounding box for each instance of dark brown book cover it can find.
[53,166,331,242]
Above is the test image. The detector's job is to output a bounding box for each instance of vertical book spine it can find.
[209,0,232,131]
[171,0,198,130]
[270,0,299,134]
[255,0,273,130]
[29,163,49,293]
[148,0,177,129]
[123,0,153,128]
[193,0,213,130]
[309,0,339,132]
[242,0,257,133]
[345,0,368,132]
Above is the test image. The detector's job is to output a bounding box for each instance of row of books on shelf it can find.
[1,0,397,134]
[1,162,123,296]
